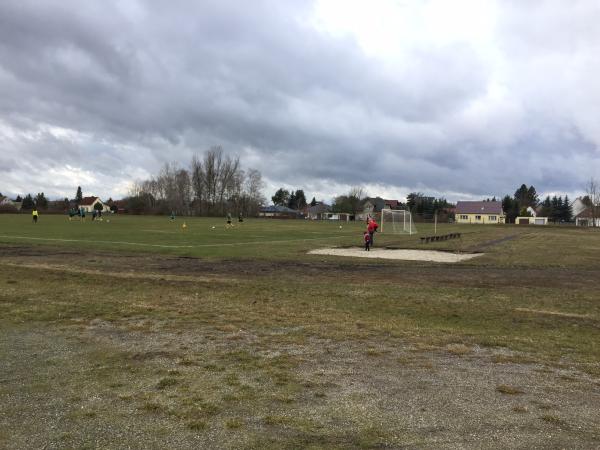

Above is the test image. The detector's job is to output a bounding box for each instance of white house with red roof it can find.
[456,201,505,224]
[79,196,109,213]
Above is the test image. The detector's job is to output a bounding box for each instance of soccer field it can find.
[0,214,369,259]
[1,214,599,448]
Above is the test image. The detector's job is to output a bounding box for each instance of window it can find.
[475,215,481,220]
[489,216,497,221]
[460,215,468,220]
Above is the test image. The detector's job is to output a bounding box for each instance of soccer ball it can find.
[339,225,342,229]
[212,226,216,229]
[106,219,110,223]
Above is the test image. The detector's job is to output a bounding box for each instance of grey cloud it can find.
[0,0,599,201]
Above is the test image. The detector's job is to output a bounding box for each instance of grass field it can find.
[1,214,599,448]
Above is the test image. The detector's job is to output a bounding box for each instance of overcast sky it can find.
[1,0,600,203]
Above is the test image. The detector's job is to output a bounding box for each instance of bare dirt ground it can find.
[1,244,599,448]
[2,319,599,449]
[308,247,482,262]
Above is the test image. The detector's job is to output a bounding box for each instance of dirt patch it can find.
[2,243,600,290]
[308,247,482,262]
[0,261,236,284]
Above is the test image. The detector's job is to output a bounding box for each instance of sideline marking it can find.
[0,234,353,249]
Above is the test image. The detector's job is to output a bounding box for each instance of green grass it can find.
[1,214,600,447]
[1,213,599,266]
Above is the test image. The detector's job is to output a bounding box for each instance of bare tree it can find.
[191,155,205,214]
[175,168,192,215]
[130,146,262,217]
[586,177,600,226]
[243,169,265,216]
[347,186,365,216]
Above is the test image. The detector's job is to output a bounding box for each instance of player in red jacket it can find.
[367,219,378,246]
[363,231,371,251]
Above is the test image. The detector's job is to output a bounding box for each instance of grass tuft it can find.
[496,384,524,395]
[156,377,178,389]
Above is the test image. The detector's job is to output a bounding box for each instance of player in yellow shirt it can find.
[32,208,38,224]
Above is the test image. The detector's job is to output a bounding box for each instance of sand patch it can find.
[308,247,481,263]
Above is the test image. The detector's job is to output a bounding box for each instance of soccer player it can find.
[367,218,378,246]
[238,213,244,223]
[363,231,371,251]
[32,207,38,224]
[226,213,232,228]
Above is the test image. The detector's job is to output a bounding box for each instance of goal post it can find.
[380,209,416,235]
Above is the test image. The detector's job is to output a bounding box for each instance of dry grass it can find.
[496,384,525,395]
[446,343,472,355]
[1,223,600,448]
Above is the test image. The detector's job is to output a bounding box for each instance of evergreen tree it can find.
[294,190,307,209]
[514,184,528,208]
[75,186,83,203]
[550,196,559,221]
[526,185,539,207]
[562,195,573,222]
[271,188,290,206]
[22,194,35,210]
[514,184,538,209]
[502,195,519,223]
[406,192,418,211]
[540,196,552,218]
[310,197,317,207]
[287,191,297,209]
[15,195,22,202]
[331,195,350,213]
[35,192,48,209]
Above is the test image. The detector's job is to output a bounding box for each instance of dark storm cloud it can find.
[0,0,599,201]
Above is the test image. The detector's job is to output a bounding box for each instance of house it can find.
[79,196,110,213]
[259,205,302,218]
[455,201,505,224]
[516,216,549,225]
[304,203,331,220]
[572,197,600,226]
[515,206,548,225]
[358,197,394,221]
[571,198,588,218]
[0,196,22,211]
[319,212,352,221]
[384,199,403,209]
[575,208,600,227]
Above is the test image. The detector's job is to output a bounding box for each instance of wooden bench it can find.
[420,233,461,244]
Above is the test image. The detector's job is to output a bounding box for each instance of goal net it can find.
[380,209,416,234]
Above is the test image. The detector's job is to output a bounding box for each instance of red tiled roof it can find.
[456,201,503,215]
[80,196,99,206]
[385,200,399,208]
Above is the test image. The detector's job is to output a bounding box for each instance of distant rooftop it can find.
[456,201,503,215]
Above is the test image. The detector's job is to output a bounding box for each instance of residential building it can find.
[79,196,110,213]
[455,201,505,224]
[304,202,331,220]
[259,205,302,218]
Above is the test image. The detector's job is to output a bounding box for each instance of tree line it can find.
[271,188,309,210]
[501,184,573,223]
[127,146,265,216]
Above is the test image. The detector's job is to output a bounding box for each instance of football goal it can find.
[380,209,416,234]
